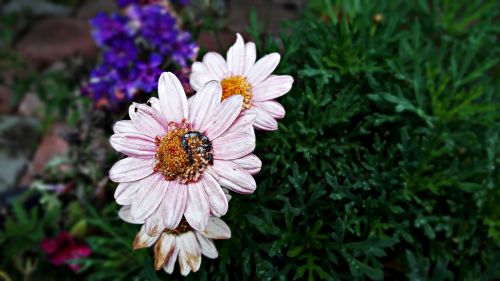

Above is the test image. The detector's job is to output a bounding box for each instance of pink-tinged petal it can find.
[253,100,285,119]
[130,103,168,138]
[114,179,145,205]
[190,62,214,91]
[202,52,228,80]
[226,33,245,75]
[118,205,144,224]
[185,181,210,231]
[178,232,201,276]
[163,238,180,274]
[243,42,256,76]
[213,132,255,160]
[131,173,167,221]
[252,74,293,101]
[109,157,155,183]
[133,225,160,250]
[158,72,189,123]
[203,217,231,239]
[154,233,176,270]
[223,188,232,202]
[202,173,228,217]
[148,97,162,113]
[110,133,157,158]
[161,182,187,229]
[232,154,262,175]
[145,211,165,237]
[195,232,218,258]
[188,81,222,131]
[203,95,243,139]
[220,109,257,136]
[211,160,256,194]
[113,120,137,134]
[253,107,278,131]
[247,53,281,86]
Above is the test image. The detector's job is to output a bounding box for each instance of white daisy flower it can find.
[189,33,294,131]
[109,72,262,233]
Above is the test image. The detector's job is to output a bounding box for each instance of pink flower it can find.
[109,72,261,234]
[40,232,91,271]
[129,216,231,276]
[190,33,294,130]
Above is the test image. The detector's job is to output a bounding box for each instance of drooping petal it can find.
[226,33,245,76]
[202,217,231,239]
[129,103,168,138]
[231,154,262,175]
[163,238,180,274]
[243,42,256,76]
[253,100,285,119]
[110,133,157,159]
[188,81,222,131]
[118,205,144,224]
[195,232,218,258]
[252,75,293,101]
[154,233,176,270]
[145,210,166,237]
[131,173,167,221]
[202,52,228,80]
[202,95,243,139]
[252,107,278,130]
[184,181,210,231]
[211,160,256,194]
[161,182,188,229]
[158,72,189,123]
[133,225,160,249]
[213,132,255,160]
[109,157,155,183]
[114,179,145,205]
[113,120,137,134]
[247,53,280,86]
[178,232,201,276]
[201,173,228,217]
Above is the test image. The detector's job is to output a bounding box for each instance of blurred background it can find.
[0,0,499,280]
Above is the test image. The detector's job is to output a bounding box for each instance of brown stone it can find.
[18,123,70,187]
[197,31,235,53]
[16,17,97,68]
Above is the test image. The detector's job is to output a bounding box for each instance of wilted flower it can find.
[190,33,294,130]
[40,232,91,271]
[109,72,261,233]
[84,2,197,108]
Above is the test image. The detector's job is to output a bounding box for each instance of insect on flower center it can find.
[164,218,193,236]
[154,119,213,183]
[221,75,252,109]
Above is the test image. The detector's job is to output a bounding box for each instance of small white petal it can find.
[178,232,202,276]
[195,232,218,259]
[252,107,278,131]
[252,75,293,101]
[231,154,262,175]
[203,52,228,80]
[131,173,167,221]
[211,160,256,194]
[113,120,137,134]
[243,42,256,76]
[158,72,189,123]
[202,173,228,217]
[154,233,176,270]
[213,132,255,160]
[133,225,160,249]
[226,33,245,75]
[161,182,188,229]
[188,81,222,130]
[247,53,281,86]
[118,205,144,224]
[202,95,243,139]
[185,181,210,231]
[203,217,231,239]
[110,133,157,159]
[253,100,285,119]
[109,157,155,183]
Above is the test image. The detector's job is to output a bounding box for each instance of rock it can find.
[0,85,13,115]
[18,93,42,118]
[0,117,39,193]
[18,123,71,187]
[76,0,119,20]
[16,17,97,68]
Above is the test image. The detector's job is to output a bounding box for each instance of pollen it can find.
[154,119,213,183]
[164,217,193,236]
[221,75,252,109]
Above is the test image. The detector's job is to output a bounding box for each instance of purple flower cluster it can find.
[84,2,197,108]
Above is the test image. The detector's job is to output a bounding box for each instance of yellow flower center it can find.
[164,217,193,236]
[221,75,252,109]
[154,120,213,183]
